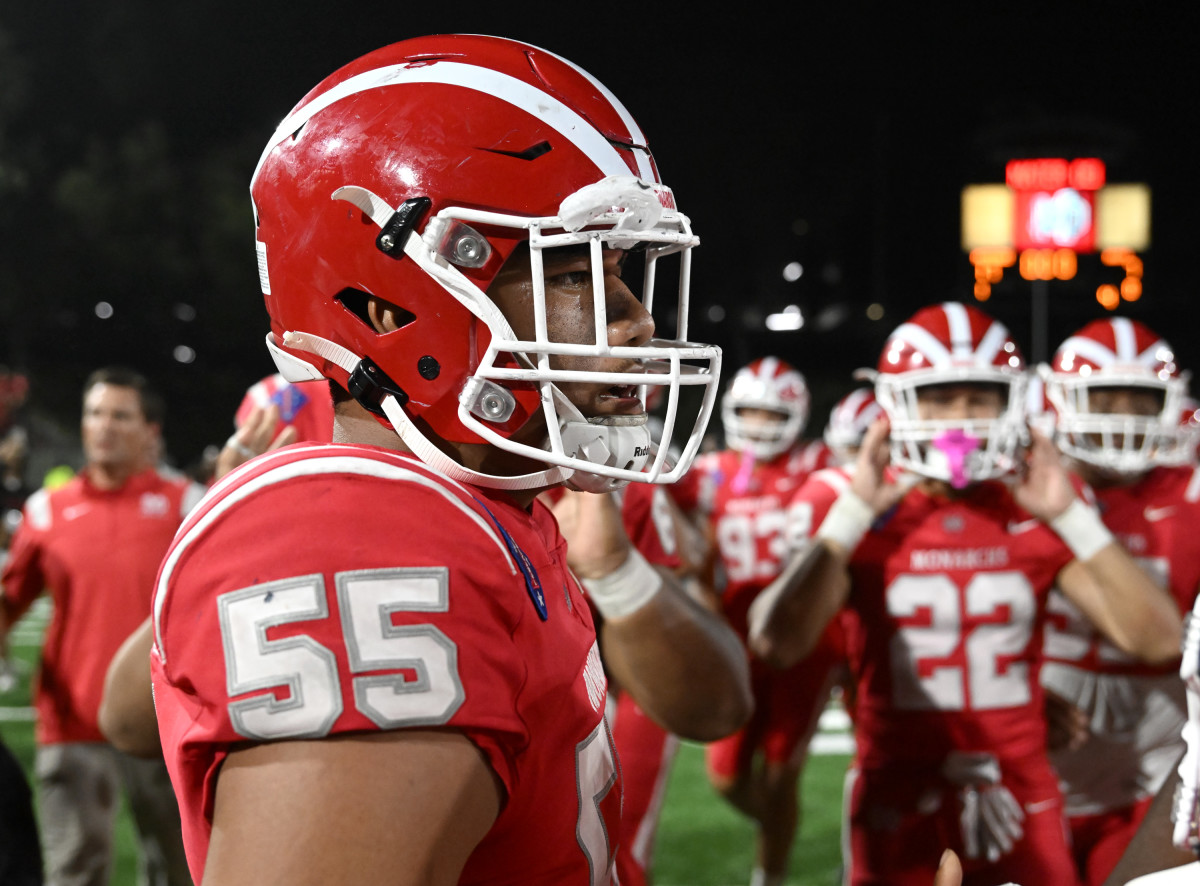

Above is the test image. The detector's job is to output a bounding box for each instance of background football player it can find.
[670,357,839,886]
[824,386,885,468]
[748,301,1182,886]
[1039,317,1200,886]
[148,35,751,886]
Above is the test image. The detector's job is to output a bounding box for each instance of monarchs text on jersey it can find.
[150,444,620,885]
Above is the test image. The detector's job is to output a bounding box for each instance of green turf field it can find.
[1,599,852,886]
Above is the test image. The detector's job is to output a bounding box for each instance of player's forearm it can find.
[598,572,752,742]
[1051,500,1183,663]
[747,540,850,669]
[1086,546,1183,663]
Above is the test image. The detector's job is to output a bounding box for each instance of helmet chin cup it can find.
[560,415,652,492]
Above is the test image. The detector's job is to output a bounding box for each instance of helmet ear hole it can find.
[335,288,415,332]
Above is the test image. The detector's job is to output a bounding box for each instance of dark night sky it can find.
[1,2,1195,469]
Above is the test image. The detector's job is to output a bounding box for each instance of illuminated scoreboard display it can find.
[1008,157,1103,252]
[961,157,1150,309]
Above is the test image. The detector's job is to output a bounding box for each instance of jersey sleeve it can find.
[620,484,681,569]
[154,467,540,801]
[785,467,849,549]
[665,458,708,515]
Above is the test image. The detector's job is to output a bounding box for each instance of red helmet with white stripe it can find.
[1041,317,1189,474]
[823,387,884,466]
[720,357,809,460]
[250,35,720,491]
[874,302,1028,484]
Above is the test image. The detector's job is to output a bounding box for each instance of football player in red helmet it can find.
[824,386,885,467]
[749,302,1181,886]
[148,35,750,886]
[670,357,839,886]
[1038,318,1200,885]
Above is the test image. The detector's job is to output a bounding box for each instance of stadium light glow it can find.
[766,305,804,331]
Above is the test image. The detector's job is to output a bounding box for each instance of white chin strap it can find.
[375,394,568,491]
[271,330,647,492]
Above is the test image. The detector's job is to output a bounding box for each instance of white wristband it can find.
[815,489,874,554]
[581,547,663,619]
[1050,498,1114,562]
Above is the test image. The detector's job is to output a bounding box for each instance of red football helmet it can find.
[250,35,720,491]
[1173,396,1200,466]
[873,302,1028,485]
[1041,317,1189,475]
[720,357,809,460]
[823,387,883,466]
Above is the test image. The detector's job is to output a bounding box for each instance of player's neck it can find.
[332,400,547,509]
[85,459,145,491]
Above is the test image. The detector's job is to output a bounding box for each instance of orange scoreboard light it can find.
[961,158,1150,308]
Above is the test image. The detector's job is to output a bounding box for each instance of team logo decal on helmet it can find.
[721,357,810,460]
[1041,317,1189,475]
[872,301,1027,486]
[250,35,721,491]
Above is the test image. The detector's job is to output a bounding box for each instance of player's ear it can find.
[365,297,408,334]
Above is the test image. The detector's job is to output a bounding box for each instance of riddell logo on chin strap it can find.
[634,446,650,458]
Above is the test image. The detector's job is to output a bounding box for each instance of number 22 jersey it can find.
[151,443,620,885]
[795,469,1074,767]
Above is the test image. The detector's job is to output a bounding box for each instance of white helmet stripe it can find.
[840,388,873,416]
[943,302,975,360]
[1060,334,1119,367]
[975,316,1010,365]
[253,61,641,187]
[535,46,653,180]
[1112,318,1138,361]
[756,356,781,381]
[890,322,953,366]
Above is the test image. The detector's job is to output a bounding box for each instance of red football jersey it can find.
[615,482,682,571]
[794,467,1074,767]
[151,444,619,885]
[673,446,825,635]
[2,468,204,744]
[1044,464,1200,677]
[1043,464,1200,846]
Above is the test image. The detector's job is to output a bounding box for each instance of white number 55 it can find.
[217,567,464,741]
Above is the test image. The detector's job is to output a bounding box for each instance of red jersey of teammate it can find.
[616,482,682,570]
[151,444,619,885]
[233,374,334,444]
[2,468,204,744]
[795,467,1074,768]
[1042,464,1200,882]
[673,444,830,636]
[608,482,682,886]
[1045,464,1200,678]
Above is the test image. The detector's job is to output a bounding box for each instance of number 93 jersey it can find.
[150,443,619,885]
[795,468,1074,768]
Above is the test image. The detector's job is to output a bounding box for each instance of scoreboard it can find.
[961,158,1150,309]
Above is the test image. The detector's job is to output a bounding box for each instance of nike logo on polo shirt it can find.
[1006,518,1041,535]
[1144,505,1176,522]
